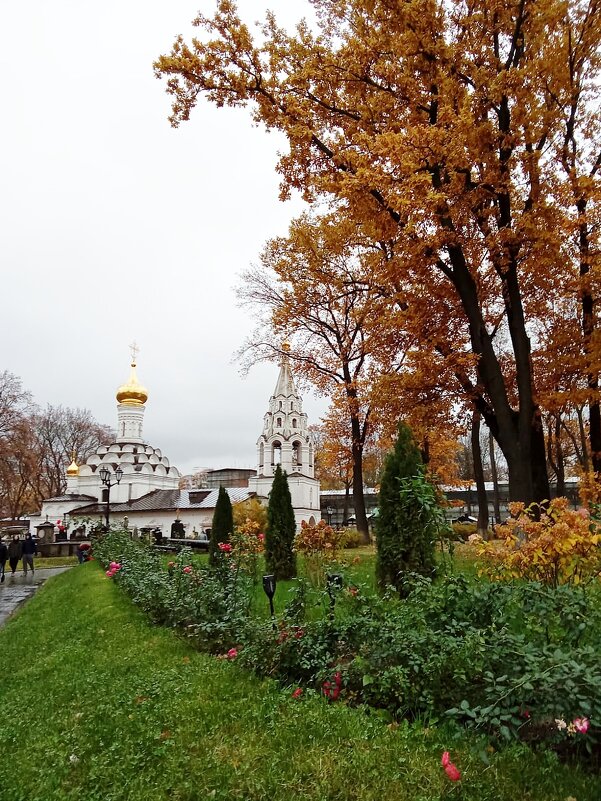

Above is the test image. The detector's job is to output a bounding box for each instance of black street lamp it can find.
[262,574,277,628]
[99,465,123,529]
[326,572,343,620]
[326,506,335,526]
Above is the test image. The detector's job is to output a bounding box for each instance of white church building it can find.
[29,347,320,537]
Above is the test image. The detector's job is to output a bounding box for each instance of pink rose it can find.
[292,687,303,699]
[227,648,238,660]
[110,562,118,570]
[183,566,192,574]
[105,570,115,578]
[574,717,589,734]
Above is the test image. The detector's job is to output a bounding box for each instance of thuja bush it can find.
[209,485,234,566]
[376,422,445,592]
[265,464,297,580]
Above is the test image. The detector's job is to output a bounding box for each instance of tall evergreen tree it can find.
[265,465,297,580]
[209,486,233,565]
[376,422,439,591]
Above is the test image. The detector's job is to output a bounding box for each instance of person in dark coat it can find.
[0,539,7,583]
[8,535,22,577]
[22,532,37,576]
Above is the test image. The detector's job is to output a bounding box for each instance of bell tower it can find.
[248,344,320,529]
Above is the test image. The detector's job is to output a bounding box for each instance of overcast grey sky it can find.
[0,0,327,475]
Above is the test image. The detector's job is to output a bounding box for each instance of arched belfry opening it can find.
[272,441,282,466]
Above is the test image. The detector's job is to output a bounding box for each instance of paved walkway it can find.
[0,567,72,626]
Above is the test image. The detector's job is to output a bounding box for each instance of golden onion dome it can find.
[66,456,79,476]
[116,362,148,406]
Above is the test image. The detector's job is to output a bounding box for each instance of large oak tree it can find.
[156,0,601,505]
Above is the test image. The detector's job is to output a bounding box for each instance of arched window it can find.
[121,422,125,436]
[272,441,282,465]
[292,418,297,428]
[277,417,282,427]
[279,401,282,409]
[290,402,293,410]
[292,441,301,466]
[259,442,264,468]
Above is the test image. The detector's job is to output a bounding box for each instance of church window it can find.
[121,423,125,436]
[292,441,301,466]
[279,401,282,409]
[277,417,282,427]
[272,441,282,465]
[290,402,293,410]
[101,488,109,503]
[292,418,297,428]
[259,443,264,467]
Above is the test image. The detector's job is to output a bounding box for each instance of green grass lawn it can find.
[34,555,78,569]
[0,563,598,800]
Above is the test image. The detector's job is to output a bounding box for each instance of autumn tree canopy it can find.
[0,371,112,519]
[156,0,601,506]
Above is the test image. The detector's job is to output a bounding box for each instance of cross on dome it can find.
[129,340,140,365]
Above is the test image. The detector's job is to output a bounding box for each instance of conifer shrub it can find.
[265,465,297,580]
[209,486,234,565]
[376,422,444,591]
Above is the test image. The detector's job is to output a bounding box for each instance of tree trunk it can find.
[342,482,351,526]
[488,429,502,525]
[578,200,601,474]
[350,430,369,542]
[576,407,590,471]
[554,417,566,497]
[471,410,489,537]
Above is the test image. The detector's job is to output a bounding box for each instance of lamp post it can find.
[98,466,123,530]
[262,574,277,629]
[326,572,343,621]
[326,506,335,526]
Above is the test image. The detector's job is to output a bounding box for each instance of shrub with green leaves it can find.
[94,530,252,652]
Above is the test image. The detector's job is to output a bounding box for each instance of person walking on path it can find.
[22,533,37,576]
[8,535,22,578]
[0,539,7,583]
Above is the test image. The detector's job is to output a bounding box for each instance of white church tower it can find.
[248,344,321,528]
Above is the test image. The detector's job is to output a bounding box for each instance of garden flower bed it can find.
[94,531,601,763]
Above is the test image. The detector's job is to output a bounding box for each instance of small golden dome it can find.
[66,456,79,476]
[116,362,148,406]
[281,340,291,353]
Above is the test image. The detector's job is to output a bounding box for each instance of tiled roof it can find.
[69,487,254,516]
[43,494,99,503]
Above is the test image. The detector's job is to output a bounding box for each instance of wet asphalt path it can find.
[0,568,72,626]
